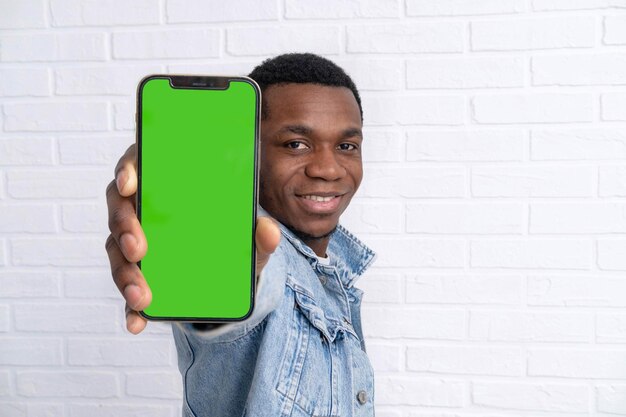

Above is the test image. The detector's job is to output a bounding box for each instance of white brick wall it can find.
[2,2,626,416]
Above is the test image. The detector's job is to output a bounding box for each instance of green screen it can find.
[138,76,258,321]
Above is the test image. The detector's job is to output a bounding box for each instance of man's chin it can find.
[285,223,338,242]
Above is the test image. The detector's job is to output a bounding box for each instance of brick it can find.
[125,372,182,399]
[0,138,54,165]
[62,204,108,232]
[14,303,119,333]
[0,33,106,62]
[338,59,403,91]
[347,23,464,53]
[604,16,626,45]
[0,68,50,96]
[470,311,592,342]
[368,238,465,268]
[113,101,135,131]
[597,384,626,415]
[227,26,340,56]
[472,381,588,412]
[599,166,626,196]
[286,0,399,19]
[0,305,8,332]
[534,0,626,10]
[341,201,402,234]
[408,0,525,15]
[471,239,592,269]
[68,338,172,366]
[113,30,220,59]
[64,271,119,299]
[367,343,402,371]
[597,313,626,343]
[598,239,626,270]
[362,95,465,126]
[360,131,403,162]
[376,376,464,406]
[0,403,64,417]
[362,306,465,339]
[167,0,278,22]
[531,203,626,233]
[0,204,55,232]
[472,93,592,124]
[408,57,524,89]
[471,166,594,197]
[357,273,402,303]
[67,404,171,417]
[51,0,160,26]
[407,130,524,162]
[4,102,109,132]
[0,338,63,365]
[7,169,108,199]
[529,348,626,379]
[55,65,160,96]
[471,17,595,51]
[528,275,626,307]
[16,371,118,397]
[0,372,9,395]
[407,345,523,376]
[533,54,626,86]
[532,128,626,160]
[12,238,108,267]
[360,167,465,198]
[59,136,132,165]
[407,203,523,234]
[0,272,60,298]
[0,0,45,28]
[406,275,522,305]
[602,93,626,120]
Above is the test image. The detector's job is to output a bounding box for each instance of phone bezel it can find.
[135,74,261,323]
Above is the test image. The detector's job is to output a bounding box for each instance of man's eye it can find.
[286,141,307,149]
[338,143,358,151]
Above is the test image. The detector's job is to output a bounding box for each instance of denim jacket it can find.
[172,209,377,417]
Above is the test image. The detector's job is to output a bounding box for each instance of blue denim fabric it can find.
[172,208,377,417]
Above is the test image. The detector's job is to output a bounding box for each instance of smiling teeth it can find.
[304,195,334,202]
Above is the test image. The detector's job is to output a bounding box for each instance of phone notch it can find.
[169,75,230,90]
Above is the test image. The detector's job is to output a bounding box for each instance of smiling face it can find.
[259,83,363,256]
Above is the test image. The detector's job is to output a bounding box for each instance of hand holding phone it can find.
[105,147,281,332]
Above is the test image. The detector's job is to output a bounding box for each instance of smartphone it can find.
[136,74,260,322]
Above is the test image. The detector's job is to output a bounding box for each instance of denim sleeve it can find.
[172,240,287,343]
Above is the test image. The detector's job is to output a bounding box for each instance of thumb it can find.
[255,216,281,278]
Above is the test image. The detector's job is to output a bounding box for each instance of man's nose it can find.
[304,148,346,181]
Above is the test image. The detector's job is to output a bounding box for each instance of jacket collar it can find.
[258,206,376,288]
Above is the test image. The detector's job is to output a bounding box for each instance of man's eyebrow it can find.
[278,125,313,135]
[341,127,363,139]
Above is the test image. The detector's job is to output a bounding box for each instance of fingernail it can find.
[120,233,138,255]
[124,284,142,308]
[116,170,127,192]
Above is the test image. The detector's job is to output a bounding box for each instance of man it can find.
[106,53,376,417]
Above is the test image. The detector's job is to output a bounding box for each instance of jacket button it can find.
[318,275,328,285]
[356,390,367,405]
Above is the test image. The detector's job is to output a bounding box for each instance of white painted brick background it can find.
[2,1,626,416]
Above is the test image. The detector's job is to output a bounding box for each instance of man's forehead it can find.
[262,83,361,121]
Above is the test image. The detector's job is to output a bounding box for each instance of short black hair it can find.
[248,53,363,121]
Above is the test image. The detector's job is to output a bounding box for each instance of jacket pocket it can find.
[276,285,339,417]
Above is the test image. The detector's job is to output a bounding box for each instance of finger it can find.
[106,180,147,263]
[106,234,152,312]
[125,304,148,334]
[114,144,137,197]
[255,216,281,277]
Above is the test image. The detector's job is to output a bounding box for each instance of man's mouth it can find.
[296,193,344,213]
[302,195,336,202]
